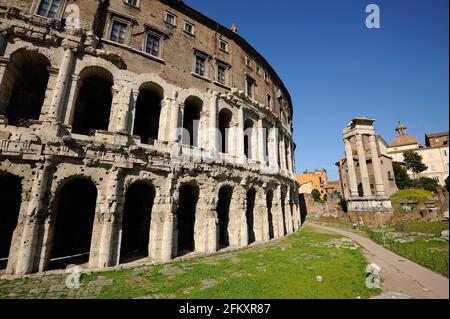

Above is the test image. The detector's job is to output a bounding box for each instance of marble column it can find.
[209,92,219,153]
[47,42,76,123]
[344,138,359,197]
[236,106,246,163]
[15,160,53,275]
[257,117,266,165]
[356,134,372,197]
[270,125,280,171]
[369,134,385,196]
[116,86,131,134]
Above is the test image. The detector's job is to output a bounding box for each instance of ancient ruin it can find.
[0,0,300,276]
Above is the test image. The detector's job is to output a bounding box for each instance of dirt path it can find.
[307,222,449,299]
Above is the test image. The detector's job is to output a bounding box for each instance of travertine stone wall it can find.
[0,0,300,276]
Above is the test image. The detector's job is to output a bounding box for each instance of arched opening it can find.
[266,190,274,239]
[216,186,233,249]
[120,182,155,263]
[244,119,254,159]
[281,192,287,236]
[0,173,22,270]
[71,67,113,135]
[134,83,163,144]
[217,186,233,249]
[182,96,202,147]
[0,50,50,126]
[177,184,199,256]
[219,109,232,154]
[246,189,257,244]
[48,178,97,269]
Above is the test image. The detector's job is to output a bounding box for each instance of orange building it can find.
[296,169,328,198]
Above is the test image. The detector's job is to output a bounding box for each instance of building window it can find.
[145,33,161,57]
[184,22,195,35]
[165,12,177,26]
[219,40,228,52]
[125,0,139,7]
[264,71,270,83]
[36,0,62,18]
[433,177,441,183]
[428,152,433,159]
[110,20,128,44]
[267,94,272,108]
[431,164,436,172]
[256,65,262,76]
[195,55,206,76]
[246,77,255,98]
[245,56,252,68]
[443,150,448,157]
[217,65,226,85]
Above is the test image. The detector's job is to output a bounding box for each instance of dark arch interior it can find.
[183,97,202,147]
[244,120,254,159]
[246,189,256,244]
[177,184,198,256]
[72,75,113,135]
[134,89,162,144]
[219,109,232,154]
[281,192,287,236]
[120,182,155,263]
[0,174,22,270]
[266,191,274,239]
[217,186,233,248]
[49,178,97,269]
[4,54,49,126]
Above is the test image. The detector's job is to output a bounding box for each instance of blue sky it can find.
[186,0,449,180]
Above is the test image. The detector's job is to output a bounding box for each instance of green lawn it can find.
[390,189,434,206]
[0,226,379,299]
[366,221,449,277]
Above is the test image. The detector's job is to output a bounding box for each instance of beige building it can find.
[387,123,449,185]
[0,0,300,276]
[337,117,398,213]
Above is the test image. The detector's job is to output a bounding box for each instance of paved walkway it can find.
[307,222,449,299]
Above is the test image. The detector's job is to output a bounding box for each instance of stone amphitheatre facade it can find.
[0,0,300,276]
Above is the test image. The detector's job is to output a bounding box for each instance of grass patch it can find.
[0,226,379,299]
[365,222,449,277]
[390,189,434,206]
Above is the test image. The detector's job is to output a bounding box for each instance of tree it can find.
[416,177,439,193]
[311,189,321,202]
[403,151,428,179]
[393,162,412,189]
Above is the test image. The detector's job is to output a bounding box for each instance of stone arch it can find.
[216,184,234,248]
[266,189,275,239]
[182,95,203,147]
[219,108,233,154]
[244,118,256,159]
[246,188,257,244]
[133,82,164,144]
[176,181,200,256]
[71,66,114,135]
[120,180,156,263]
[0,48,51,126]
[47,176,98,270]
[0,172,22,270]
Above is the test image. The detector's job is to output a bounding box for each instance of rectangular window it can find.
[267,94,272,108]
[165,12,176,26]
[37,0,61,18]
[246,56,252,68]
[110,20,128,44]
[443,150,448,157]
[217,65,226,84]
[256,65,262,76]
[264,72,270,82]
[246,78,255,98]
[145,33,160,57]
[428,152,433,159]
[219,40,228,52]
[195,55,206,76]
[184,22,195,35]
[431,164,436,172]
[125,0,138,7]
